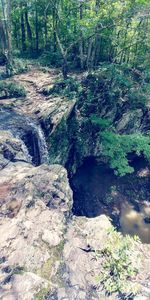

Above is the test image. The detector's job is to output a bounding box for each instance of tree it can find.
[1,0,12,75]
[1,0,150,74]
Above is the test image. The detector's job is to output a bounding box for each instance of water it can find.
[19,139,32,163]
[0,108,49,165]
[120,201,150,244]
[31,123,49,164]
[71,157,150,243]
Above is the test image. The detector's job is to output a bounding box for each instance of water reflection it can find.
[120,201,150,243]
[71,157,150,243]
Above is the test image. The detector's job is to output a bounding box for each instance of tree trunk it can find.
[20,1,26,53]
[53,7,57,52]
[35,0,39,53]
[79,3,84,70]
[55,31,68,79]
[1,0,12,75]
[44,14,48,49]
[24,3,33,53]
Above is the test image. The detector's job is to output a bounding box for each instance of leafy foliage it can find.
[12,59,28,75]
[0,81,27,98]
[38,52,62,68]
[97,228,140,298]
[10,0,150,72]
[90,115,112,130]
[42,77,82,99]
[101,132,150,176]
[81,64,149,109]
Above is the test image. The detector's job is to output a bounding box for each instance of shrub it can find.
[81,63,149,110]
[38,51,62,67]
[101,132,150,176]
[90,115,112,130]
[12,58,28,75]
[0,81,27,98]
[42,77,82,99]
[97,228,140,298]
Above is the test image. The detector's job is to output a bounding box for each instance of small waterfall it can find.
[36,125,49,164]
[28,122,49,165]
[20,139,32,164]
[0,108,49,166]
[20,119,49,166]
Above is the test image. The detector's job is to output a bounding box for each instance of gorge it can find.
[0,67,150,300]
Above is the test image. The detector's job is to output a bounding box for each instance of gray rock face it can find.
[0,162,72,218]
[0,130,31,170]
[0,162,73,300]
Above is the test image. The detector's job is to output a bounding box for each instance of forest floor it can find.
[13,66,61,116]
[1,66,76,129]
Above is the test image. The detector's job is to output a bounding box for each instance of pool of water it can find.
[71,157,150,243]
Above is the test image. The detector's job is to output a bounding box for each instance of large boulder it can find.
[0,130,31,170]
[0,162,73,300]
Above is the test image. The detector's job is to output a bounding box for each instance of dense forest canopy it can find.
[0,0,150,75]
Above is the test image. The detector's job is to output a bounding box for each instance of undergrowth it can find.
[0,81,27,98]
[42,77,82,99]
[96,228,141,299]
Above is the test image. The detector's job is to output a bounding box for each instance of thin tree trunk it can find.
[20,1,26,53]
[44,14,48,49]
[13,21,19,49]
[55,31,68,79]
[35,0,39,53]
[53,7,57,52]
[79,3,84,70]
[1,0,12,75]
[24,3,33,53]
[86,37,94,69]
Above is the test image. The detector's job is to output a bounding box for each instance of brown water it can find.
[71,157,150,243]
[120,201,150,243]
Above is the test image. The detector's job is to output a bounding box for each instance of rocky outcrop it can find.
[0,67,150,300]
[0,162,73,299]
[0,130,31,170]
[46,216,150,300]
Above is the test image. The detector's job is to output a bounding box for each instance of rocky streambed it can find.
[0,67,150,300]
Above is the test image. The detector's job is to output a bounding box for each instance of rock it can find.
[83,215,112,250]
[0,68,150,300]
[0,130,30,169]
[116,109,143,133]
[42,229,61,247]
[0,272,49,300]
[60,216,113,300]
[0,161,72,300]
[0,162,72,217]
[0,108,48,166]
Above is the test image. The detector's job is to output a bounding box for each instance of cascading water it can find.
[0,108,49,166]
[30,122,49,165]
[19,139,33,163]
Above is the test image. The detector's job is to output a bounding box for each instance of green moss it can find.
[48,117,70,165]
[37,259,53,281]
[36,241,65,281]
[35,287,50,300]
